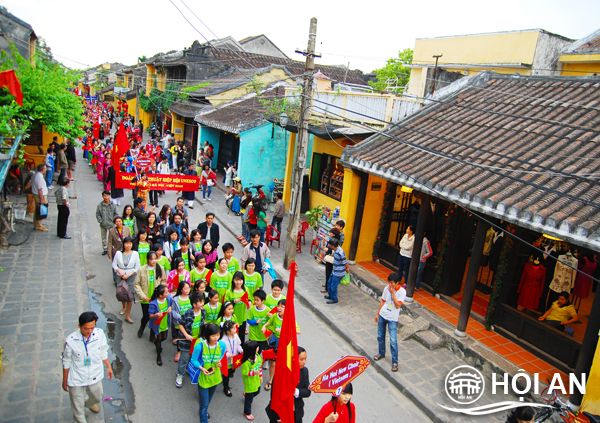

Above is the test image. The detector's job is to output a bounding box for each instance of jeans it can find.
[416,262,426,289]
[397,255,411,281]
[271,216,283,234]
[201,185,212,199]
[177,348,190,377]
[327,274,343,303]
[242,221,250,241]
[244,389,260,415]
[377,316,399,365]
[198,385,217,423]
[258,227,266,243]
[68,381,104,423]
[46,168,54,187]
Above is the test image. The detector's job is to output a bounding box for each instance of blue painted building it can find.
[195,88,290,188]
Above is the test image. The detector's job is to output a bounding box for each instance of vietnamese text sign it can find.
[309,355,370,394]
[115,172,200,191]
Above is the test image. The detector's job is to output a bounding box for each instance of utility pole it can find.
[283,17,318,269]
[430,54,443,95]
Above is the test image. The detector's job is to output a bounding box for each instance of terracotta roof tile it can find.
[342,72,600,250]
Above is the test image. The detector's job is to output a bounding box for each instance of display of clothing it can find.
[573,256,598,299]
[488,231,504,271]
[482,228,496,256]
[548,253,578,294]
[517,262,546,310]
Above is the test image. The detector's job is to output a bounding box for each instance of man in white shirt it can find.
[62,311,113,422]
[397,225,415,282]
[31,163,49,232]
[373,273,406,372]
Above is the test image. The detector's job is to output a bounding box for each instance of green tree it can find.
[139,83,182,113]
[0,44,85,139]
[368,48,413,94]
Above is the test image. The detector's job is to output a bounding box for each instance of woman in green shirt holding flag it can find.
[190,323,226,423]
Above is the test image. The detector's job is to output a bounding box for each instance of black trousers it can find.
[222,368,236,390]
[244,389,260,415]
[149,190,159,206]
[57,205,70,237]
[139,303,150,334]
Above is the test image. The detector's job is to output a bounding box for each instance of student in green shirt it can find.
[246,289,271,351]
[136,231,151,266]
[243,258,263,298]
[203,290,221,325]
[216,301,238,327]
[225,271,249,343]
[265,279,286,309]
[241,340,263,420]
[172,281,192,364]
[191,254,212,285]
[210,258,233,302]
[148,285,173,366]
[153,243,171,272]
[222,242,240,274]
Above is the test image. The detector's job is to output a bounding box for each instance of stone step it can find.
[414,330,445,350]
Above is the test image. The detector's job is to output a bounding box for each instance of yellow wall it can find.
[146,64,156,95]
[581,339,600,414]
[157,70,167,92]
[355,175,388,262]
[339,168,361,257]
[309,189,341,212]
[25,126,62,165]
[171,113,184,141]
[413,30,540,66]
[282,132,296,207]
[559,56,600,76]
[208,68,291,106]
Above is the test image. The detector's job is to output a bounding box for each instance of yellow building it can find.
[559,28,600,76]
[407,29,572,98]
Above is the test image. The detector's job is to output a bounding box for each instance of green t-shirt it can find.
[243,271,263,298]
[191,311,203,338]
[191,267,211,285]
[203,302,221,324]
[225,289,248,323]
[123,217,136,236]
[265,313,283,339]
[157,256,171,272]
[198,341,223,388]
[138,242,150,266]
[210,271,232,302]
[158,299,169,333]
[176,296,192,325]
[227,257,240,274]
[265,293,285,310]
[241,355,263,393]
[142,269,155,304]
[181,250,191,271]
[247,305,271,342]
[217,314,238,327]
[257,211,267,230]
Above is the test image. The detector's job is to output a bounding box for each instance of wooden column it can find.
[348,171,368,262]
[455,219,487,337]
[405,194,430,302]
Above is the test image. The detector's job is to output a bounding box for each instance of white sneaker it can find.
[175,373,183,388]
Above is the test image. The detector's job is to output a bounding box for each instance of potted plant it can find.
[304,205,324,239]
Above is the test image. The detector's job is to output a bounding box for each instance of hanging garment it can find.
[549,253,578,294]
[482,227,496,256]
[573,256,597,299]
[517,263,546,310]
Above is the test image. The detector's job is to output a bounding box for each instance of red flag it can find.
[232,353,244,369]
[261,348,277,361]
[0,70,23,105]
[269,306,278,315]
[189,338,199,355]
[271,262,300,423]
[240,291,250,308]
[111,123,129,170]
[220,354,229,377]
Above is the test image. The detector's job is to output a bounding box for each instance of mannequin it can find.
[573,253,597,300]
[547,250,578,307]
[517,257,546,311]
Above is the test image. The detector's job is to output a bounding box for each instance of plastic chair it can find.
[266,224,281,248]
[296,221,310,253]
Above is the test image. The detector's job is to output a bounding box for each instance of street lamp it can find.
[279,112,289,128]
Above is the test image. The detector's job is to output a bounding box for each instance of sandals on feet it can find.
[373,354,383,361]
[392,363,399,372]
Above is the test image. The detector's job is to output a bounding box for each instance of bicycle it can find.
[535,386,593,423]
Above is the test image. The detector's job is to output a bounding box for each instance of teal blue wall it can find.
[238,123,288,187]
[198,126,220,168]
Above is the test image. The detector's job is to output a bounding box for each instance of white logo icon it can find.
[444,365,485,405]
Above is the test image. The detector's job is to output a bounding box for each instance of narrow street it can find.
[76,162,430,422]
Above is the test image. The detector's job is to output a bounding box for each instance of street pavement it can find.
[75,164,430,422]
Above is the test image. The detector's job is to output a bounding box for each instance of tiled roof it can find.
[341,72,600,251]
[564,28,600,54]
[208,47,366,85]
[170,101,209,119]
[194,86,285,134]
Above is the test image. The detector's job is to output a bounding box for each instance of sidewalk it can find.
[198,184,515,422]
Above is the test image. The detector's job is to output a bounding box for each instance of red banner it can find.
[115,172,200,191]
[309,355,370,395]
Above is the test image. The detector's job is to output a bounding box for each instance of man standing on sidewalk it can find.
[373,273,405,372]
[66,139,77,181]
[62,311,113,422]
[31,163,49,232]
[96,191,117,255]
[323,238,347,304]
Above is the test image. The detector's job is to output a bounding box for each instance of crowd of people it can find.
[63,100,357,423]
